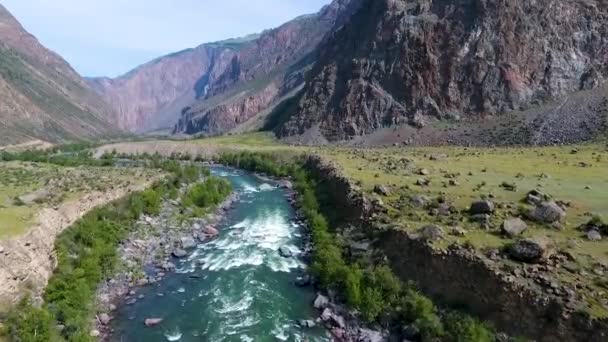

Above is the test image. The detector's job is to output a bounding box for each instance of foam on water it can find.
[164,329,182,341]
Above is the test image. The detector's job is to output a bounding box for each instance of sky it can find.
[3,0,331,78]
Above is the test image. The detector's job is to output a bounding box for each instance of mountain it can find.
[88,0,362,134]
[0,4,121,145]
[276,0,608,145]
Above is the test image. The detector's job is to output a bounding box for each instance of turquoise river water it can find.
[111,167,328,341]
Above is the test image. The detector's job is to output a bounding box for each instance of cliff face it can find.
[0,5,121,145]
[277,0,608,142]
[89,0,362,134]
[173,0,363,136]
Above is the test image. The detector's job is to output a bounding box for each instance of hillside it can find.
[0,5,121,145]
[276,0,608,144]
[89,0,362,134]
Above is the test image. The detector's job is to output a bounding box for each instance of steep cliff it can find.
[0,5,121,145]
[89,0,362,134]
[277,0,608,143]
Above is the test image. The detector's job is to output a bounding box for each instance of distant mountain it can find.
[88,0,362,134]
[0,4,121,145]
[276,0,608,145]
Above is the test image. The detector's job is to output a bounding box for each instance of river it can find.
[111,167,328,341]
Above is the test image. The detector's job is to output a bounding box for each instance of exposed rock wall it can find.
[304,155,608,341]
[0,180,158,308]
[278,0,608,141]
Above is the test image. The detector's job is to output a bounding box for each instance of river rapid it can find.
[111,167,328,341]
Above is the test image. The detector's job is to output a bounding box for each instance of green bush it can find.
[6,298,59,342]
[183,177,232,209]
[444,312,494,342]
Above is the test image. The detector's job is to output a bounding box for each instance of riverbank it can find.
[94,190,238,339]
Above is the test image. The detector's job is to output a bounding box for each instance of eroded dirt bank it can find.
[303,155,608,342]
[0,178,159,309]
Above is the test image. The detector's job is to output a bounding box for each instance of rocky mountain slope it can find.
[277,0,608,144]
[0,4,121,145]
[89,0,362,134]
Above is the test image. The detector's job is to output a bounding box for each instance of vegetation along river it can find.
[111,166,327,341]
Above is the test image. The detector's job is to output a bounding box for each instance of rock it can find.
[313,294,329,309]
[203,226,219,237]
[502,218,528,238]
[160,262,176,271]
[358,328,384,342]
[510,239,549,263]
[374,184,392,196]
[416,178,430,186]
[144,318,164,327]
[98,313,111,325]
[410,195,430,208]
[587,230,602,241]
[471,214,491,225]
[419,225,444,241]
[278,180,293,189]
[418,168,430,176]
[180,236,197,249]
[530,202,566,223]
[470,200,495,215]
[89,329,101,337]
[172,249,188,258]
[295,275,312,287]
[278,246,293,258]
[450,226,467,237]
[298,319,316,328]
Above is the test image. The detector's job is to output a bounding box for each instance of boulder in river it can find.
[313,294,329,309]
[180,236,197,249]
[144,318,163,327]
[298,319,316,328]
[278,246,293,258]
[203,226,219,237]
[278,180,293,189]
[172,249,188,258]
[295,275,312,287]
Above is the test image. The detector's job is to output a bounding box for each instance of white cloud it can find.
[3,0,331,76]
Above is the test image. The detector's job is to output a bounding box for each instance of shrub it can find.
[183,177,232,209]
[444,312,494,342]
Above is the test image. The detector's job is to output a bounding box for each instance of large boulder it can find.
[470,200,495,215]
[410,195,430,208]
[144,318,163,327]
[509,239,549,263]
[180,236,197,249]
[172,249,188,258]
[203,226,219,237]
[502,218,528,238]
[419,225,444,241]
[530,202,566,223]
[373,185,392,196]
[278,246,293,258]
[313,294,329,309]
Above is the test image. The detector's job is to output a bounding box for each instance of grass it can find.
[0,161,157,240]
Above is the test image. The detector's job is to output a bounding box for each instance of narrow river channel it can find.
[112,167,328,341]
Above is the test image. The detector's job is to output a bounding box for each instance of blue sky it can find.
[3,0,331,77]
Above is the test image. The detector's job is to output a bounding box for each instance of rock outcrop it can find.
[0,4,121,145]
[277,0,608,143]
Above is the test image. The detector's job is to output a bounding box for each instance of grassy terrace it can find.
[0,161,157,240]
[122,133,608,318]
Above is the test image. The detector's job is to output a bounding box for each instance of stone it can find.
[450,226,467,237]
[358,328,384,342]
[313,294,329,309]
[510,239,549,263]
[89,329,101,337]
[278,180,293,189]
[144,318,164,327]
[418,168,430,176]
[471,214,491,225]
[531,202,566,223]
[410,195,430,208]
[278,246,293,258]
[172,249,188,258]
[419,225,444,241]
[295,275,312,287]
[203,226,219,237]
[587,230,602,241]
[416,178,430,186]
[180,236,197,249]
[97,313,111,325]
[298,319,316,328]
[502,218,528,237]
[373,184,392,196]
[470,200,495,215]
